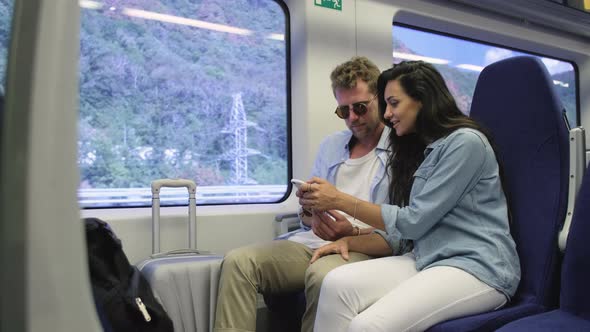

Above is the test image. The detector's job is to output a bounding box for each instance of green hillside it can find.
[78,0,288,188]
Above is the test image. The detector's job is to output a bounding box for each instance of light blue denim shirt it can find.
[381,128,521,298]
[284,127,410,252]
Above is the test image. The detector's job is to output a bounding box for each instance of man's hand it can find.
[312,210,354,241]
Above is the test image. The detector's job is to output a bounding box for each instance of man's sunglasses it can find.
[334,95,377,119]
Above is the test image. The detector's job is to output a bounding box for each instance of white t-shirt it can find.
[288,149,381,249]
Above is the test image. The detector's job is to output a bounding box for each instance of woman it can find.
[300,61,520,332]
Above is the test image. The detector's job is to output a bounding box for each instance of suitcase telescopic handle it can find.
[151,179,197,255]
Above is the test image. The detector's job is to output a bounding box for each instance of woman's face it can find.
[383,79,422,136]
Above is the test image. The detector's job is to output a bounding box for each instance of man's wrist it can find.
[299,206,312,218]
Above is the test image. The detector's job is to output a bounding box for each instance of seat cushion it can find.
[426,302,544,332]
[496,309,590,331]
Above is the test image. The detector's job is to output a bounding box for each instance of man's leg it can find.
[300,252,371,332]
[214,240,313,332]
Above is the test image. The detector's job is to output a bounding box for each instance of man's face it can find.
[334,80,382,142]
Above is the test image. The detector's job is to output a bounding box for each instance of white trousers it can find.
[314,253,507,332]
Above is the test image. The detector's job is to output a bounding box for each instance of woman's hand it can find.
[310,238,350,264]
[299,177,343,212]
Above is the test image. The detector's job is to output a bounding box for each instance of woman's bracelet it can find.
[352,198,360,236]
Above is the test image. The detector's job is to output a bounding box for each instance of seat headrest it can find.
[471,56,564,131]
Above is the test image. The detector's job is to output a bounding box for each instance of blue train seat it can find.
[496,166,590,331]
[427,56,570,331]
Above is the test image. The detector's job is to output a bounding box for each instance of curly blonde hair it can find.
[330,56,380,95]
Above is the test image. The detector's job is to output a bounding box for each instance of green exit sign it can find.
[315,0,342,11]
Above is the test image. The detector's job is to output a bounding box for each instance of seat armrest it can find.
[274,212,301,237]
[559,126,586,251]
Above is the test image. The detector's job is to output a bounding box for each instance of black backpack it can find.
[84,217,174,332]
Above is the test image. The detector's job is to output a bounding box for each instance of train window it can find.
[392,24,578,127]
[77,0,290,208]
[0,0,13,95]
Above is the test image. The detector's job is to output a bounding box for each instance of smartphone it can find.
[322,211,336,222]
[291,178,305,189]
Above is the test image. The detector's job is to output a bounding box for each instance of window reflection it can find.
[392,24,578,126]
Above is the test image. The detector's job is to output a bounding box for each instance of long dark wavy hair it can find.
[378,61,509,215]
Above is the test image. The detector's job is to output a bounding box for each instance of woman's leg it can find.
[349,266,507,332]
[301,251,370,332]
[313,253,419,332]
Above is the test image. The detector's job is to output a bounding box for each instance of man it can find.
[214,56,393,332]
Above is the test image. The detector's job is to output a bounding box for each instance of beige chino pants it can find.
[213,239,371,332]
